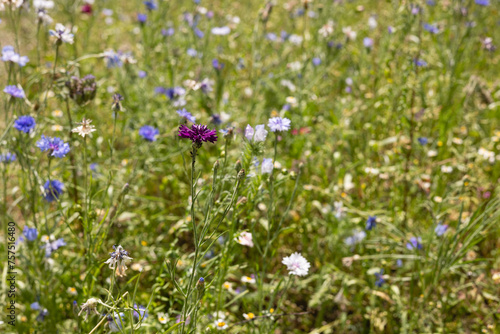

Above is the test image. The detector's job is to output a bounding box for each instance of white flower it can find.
[67,287,78,296]
[261,158,274,174]
[243,312,256,320]
[288,34,303,45]
[78,298,102,320]
[342,26,357,40]
[49,23,74,44]
[214,319,228,330]
[235,231,253,247]
[333,201,345,219]
[157,312,168,324]
[104,245,133,277]
[245,124,268,142]
[33,0,54,9]
[427,150,438,157]
[318,20,334,37]
[211,26,231,35]
[241,275,256,284]
[72,118,96,137]
[0,0,23,10]
[478,147,495,163]
[441,165,453,173]
[368,16,377,30]
[282,252,311,276]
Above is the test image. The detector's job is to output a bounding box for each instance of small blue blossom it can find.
[0,152,16,163]
[475,0,489,5]
[418,137,428,145]
[162,27,175,36]
[36,135,70,158]
[435,224,448,236]
[312,57,321,66]
[36,308,49,322]
[31,302,41,310]
[1,46,29,66]
[138,70,147,78]
[4,85,25,98]
[14,115,36,133]
[137,13,147,23]
[363,37,374,48]
[43,180,64,202]
[268,117,291,132]
[41,237,66,257]
[366,216,377,230]
[139,125,159,142]
[133,304,148,320]
[187,48,198,57]
[406,237,423,250]
[176,108,196,123]
[374,269,385,287]
[194,27,204,38]
[423,23,439,34]
[212,59,224,70]
[23,226,38,241]
[414,59,427,67]
[143,0,157,10]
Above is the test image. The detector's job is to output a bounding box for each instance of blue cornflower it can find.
[435,224,448,236]
[41,237,66,257]
[475,0,489,5]
[187,48,198,57]
[212,59,224,70]
[23,226,38,241]
[139,125,159,142]
[143,0,157,10]
[137,13,147,23]
[423,23,439,34]
[363,37,373,48]
[161,27,175,36]
[312,57,321,66]
[43,180,64,202]
[344,230,366,247]
[4,85,25,98]
[396,259,403,267]
[418,137,428,145]
[14,116,36,133]
[406,237,423,250]
[414,59,427,67]
[366,216,377,230]
[133,304,148,320]
[36,308,49,322]
[138,70,147,78]
[14,115,36,133]
[36,135,70,158]
[31,302,41,310]
[176,108,196,123]
[268,117,291,132]
[104,50,123,68]
[266,32,277,41]
[374,269,385,287]
[0,152,16,163]
[194,27,204,38]
[1,45,29,66]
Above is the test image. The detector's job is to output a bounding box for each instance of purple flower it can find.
[138,70,147,78]
[374,269,385,287]
[1,46,29,66]
[143,0,157,10]
[312,57,321,66]
[176,108,196,123]
[366,216,377,230]
[414,59,427,67]
[475,0,489,5]
[162,27,175,36]
[0,152,16,164]
[194,27,204,38]
[212,59,224,70]
[36,135,70,158]
[133,304,148,320]
[4,85,25,98]
[406,237,423,250]
[41,237,66,257]
[178,124,217,146]
[36,309,49,322]
[14,115,36,133]
[187,48,198,57]
[43,180,64,202]
[435,224,448,236]
[363,37,373,48]
[268,117,291,132]
[23,226,38,241]
[31,302,41,310]
[423,23,439,34]
[418,137,428,145]
[139,125,159,142]
[137,13,147,23]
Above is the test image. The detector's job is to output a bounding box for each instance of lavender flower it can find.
[366,216,377,230]
[423,23,439,34]
[43,180,64,202]
[418,137,428,145]
[133,304,148,320]
[14,115,36,133]
[137,13,147,23]
[212,59,224,70]
[312,57,321,66]
[178,124,218,147]
[268,117,291,132]
[41,237,66,257]
[475,0,489,5]
[139,125,159,142]
[23,226,38,241]
[143,0,157,10]
[49,23,74,44]
[0,152,16,163]
[1,46,29,66]
[374,269,385,287]
[4,85,25,98]
[176,108,196,123]
[36,135,70,158]
[261,158,273,174]
[363,37,373,48]
[435,224,448,236]
[406,237,423,250]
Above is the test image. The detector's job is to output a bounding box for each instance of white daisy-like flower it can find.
[243,312,256,320]
[157,312,168,324]
[67,287,78,296]
[342,26,357,40]
[78,298,103,320]
[241,275,256,284]
[72,118,96,137]
[49,23,74,44]
[282,252,311,276]
[214,319,228,330]
[235,231,254,248]
[441,165,453,173]
[104,245,133,277]
[318,20,334,37]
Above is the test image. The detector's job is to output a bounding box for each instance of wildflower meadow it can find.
[1,0,500,333]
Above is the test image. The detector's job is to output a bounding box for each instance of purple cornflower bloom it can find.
[406,237,423,250]
[414,59,427,67]
[266,32,277,41]
[36,309,49,322]
[423,23,439,34]
[187,48,198,57]
[0,152,16,163]
[137,13,147,23]
[23,226,38,241]
[162,27,175,36]
[176,108,196,123]
[138,70,147,78]
[2,46,29,66]
[138,126,159,142]
[14,115,36,133]
[178,124,217,146]
[42,237,66,257]
[43,180,64,202]
[212,59,224,70]
[435,224,448,236]
[374,269,385,287]
[366,216,377,230]
[36,135,70,158]
[143,0,157,10]
[194,27,204,38]
[268,117,291,132]
[418,137,428,145]
[312,57,321,66]
[31,302,41,310]
[133,304,148,320]
[363,37,373,48]
[4,85,25,98]
[475,0,489,5]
